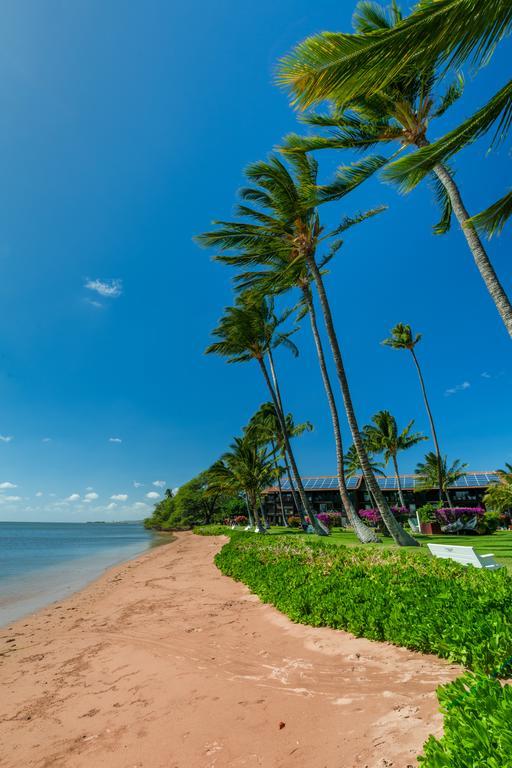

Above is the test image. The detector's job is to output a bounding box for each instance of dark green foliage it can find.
[213,535,512,674]
[144,473,236,530]
[418,672,512,767]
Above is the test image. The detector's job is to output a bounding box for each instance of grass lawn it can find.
[265,527,512,572]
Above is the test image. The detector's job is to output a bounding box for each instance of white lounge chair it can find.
[427,543,503,570]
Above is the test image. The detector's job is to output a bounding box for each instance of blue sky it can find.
[0,1,510,522]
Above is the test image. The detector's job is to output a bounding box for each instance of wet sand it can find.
[0,532,459,767]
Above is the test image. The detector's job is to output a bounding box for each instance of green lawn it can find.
[265,527,512,572]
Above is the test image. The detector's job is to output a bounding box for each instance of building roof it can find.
[265,472,499,493]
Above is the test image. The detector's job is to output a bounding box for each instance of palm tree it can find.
[415,452,468,509]
[363,410,426,508]
[246,402,313,526]
[382,323,445,504]
[343,442,385,510]
[484,465,512,514]
[197,153,408,543]
[278,1,512,338]
[208,434,278,533]
[206,294,328,535]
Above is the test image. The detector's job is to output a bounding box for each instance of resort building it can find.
[262,472,500,525]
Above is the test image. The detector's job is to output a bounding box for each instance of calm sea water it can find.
[0,522,167,626]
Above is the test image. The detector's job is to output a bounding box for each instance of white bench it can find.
[427,543,503,570]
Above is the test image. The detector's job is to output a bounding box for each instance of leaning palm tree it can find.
[278,1,512,338]
[484,465,512,514]
[415,452,468,508]
[197,153,408,543]
[363,410,426,508]
[246,402,313,525]
[206,294,328,535]
[383,323,444,504]
[343,442,385,510]
[208,434,278,533]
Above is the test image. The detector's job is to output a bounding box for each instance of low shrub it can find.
[214,535,512,674]
[193,524,234,537]
[287,516,302,528]
[418,671,512,766]
[478,510,501,535]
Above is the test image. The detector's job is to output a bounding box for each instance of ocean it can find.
[0,521,167,626]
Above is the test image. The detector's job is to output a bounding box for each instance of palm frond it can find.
[317,155,389,203]
[276,0,512,108]
[429,171,453,235]
[383,79,512,191]
[432,72,465,119]
[468,189,512,237]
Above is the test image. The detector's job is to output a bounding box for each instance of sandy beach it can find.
[0,532,459,768]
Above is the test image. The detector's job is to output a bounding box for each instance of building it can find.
[262,472,500,525]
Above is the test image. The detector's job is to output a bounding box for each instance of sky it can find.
[0,0,510,522]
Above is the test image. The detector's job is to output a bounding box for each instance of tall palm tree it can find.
[246,402,313,525]
[197,153,408,543]
[278,1,512,338]
[382,323,444,503]
[206,294,328,535]
[363,410,426,508]
[415,452,467,508]
[208,434,277,533]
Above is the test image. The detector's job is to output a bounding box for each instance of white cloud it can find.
[146,491,160,499]
[35,491,43,497]
[133,481,143,488]
[481,371,491,379]
[0,435,13,443]
[134,502,149,509]
[152,480,166,488]
[111,493,128,501]
[85,492,98,501]
[106,502,117,510]
[66,493,80,502]
[85,298,103,309]
[42,437,52,443]
[445,381,470,397]
[0,481,17,489]
[4,495,21,502]
[85,278,123,298]
[109,437,122,443]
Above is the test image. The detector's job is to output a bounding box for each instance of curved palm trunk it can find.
[391,454,406,509]
[409,348,444,504]
[303,287,380,543]
[282,450,302,520]
[259,500,269,528]
[433,163,512,339]
[257,355,328,536]
[445,488,454,510]
[244,494,254,527]
[271,440,289,527]
[307,255,419,546]
[251,491,266,533]
[266,350,316,531]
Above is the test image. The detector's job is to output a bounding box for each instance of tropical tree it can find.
[246,402,314,526]
[278,1,512,338]
[363,410,426,508]
[205,293,328,535]
[415,452,467,508]
[484,465,512,514]
[208,434,278,533]
[197,153,413,543]
[383,323,444,504]
[343,442,385,510]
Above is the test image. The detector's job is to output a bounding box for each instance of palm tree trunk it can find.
[251,492,266,533]
[307,255,419,546]
[392,454,406,509]
[303,286,380,543]
[445,488,454,510]
[266,350,315,531]
[257,355,328,536]
[271,439,288,527]
[259,500,269,528]
[433,163,512,339]
[409,348,444,504]
[282,450,301,519]
[244,494,254,527]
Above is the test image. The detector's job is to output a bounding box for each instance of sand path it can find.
[0,532,459,768]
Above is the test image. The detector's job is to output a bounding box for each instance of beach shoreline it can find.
[0,532,459,767]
